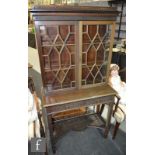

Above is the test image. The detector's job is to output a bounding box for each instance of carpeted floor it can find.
[28,123,126,155]
[55,126,125,155]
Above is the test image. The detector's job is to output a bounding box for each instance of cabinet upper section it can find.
[31,5,118,93]
[30,5,119,21]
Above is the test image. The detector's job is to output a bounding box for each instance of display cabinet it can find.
[31,5,118,154]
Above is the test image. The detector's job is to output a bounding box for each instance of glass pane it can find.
[96,44,104,65]
[82,23,111,86]
[88,25,97,40]
[83,34,91,43]
[61,47,70,68]
[70,25,75,32]
[82,66,90,80]
[42,46,50,55]
[43,56,49,69]
[66,34,75,44]
[59,25,69,41]
[40,24,76,90]
[49,48,59,69]
[44,71,54,84]
[87,46,96,66]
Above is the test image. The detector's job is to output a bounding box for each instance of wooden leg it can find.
[104,102,113,138]
[96,105,101,113]
[38,112,45,137]
[47,115,56,154]
[99,104,105,116]
[112,121,120,139]
[42,107,55,155]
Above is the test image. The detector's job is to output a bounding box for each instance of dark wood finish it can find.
[31,5,118,154]
[53,107,86,120]
[113,95,120,116]
[30,5,119,22]
[44,85,116,106]
[104,101,113,138]
[112,95,125,140]
[46,95,114,115]
[42,107,53,154]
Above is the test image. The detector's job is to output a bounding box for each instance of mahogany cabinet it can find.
[31,5,118,154]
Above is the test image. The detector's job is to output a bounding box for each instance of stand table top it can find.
[44,84,116,107]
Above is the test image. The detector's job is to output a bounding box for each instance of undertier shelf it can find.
[52,113,106,142]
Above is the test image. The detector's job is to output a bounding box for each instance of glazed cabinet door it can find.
[79,21,115,88]
[34,20,115,92]
[34,21,78,91]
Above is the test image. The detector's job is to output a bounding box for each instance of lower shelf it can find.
[52,113,106,142]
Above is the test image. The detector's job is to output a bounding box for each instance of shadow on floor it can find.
[28,126,126,155]
[109,124,126,155]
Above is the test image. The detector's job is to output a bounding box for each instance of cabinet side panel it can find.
[34,22,46,87]
[105,22,116,84]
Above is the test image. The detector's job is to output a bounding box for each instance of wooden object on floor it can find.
[53,107,86,120]
[112,122,120,139]
[31,5,118,154]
